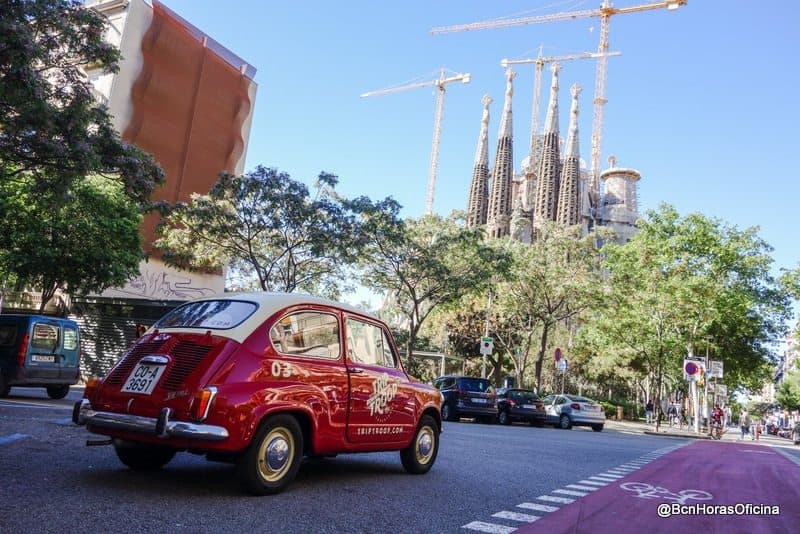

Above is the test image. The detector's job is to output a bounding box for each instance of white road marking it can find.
[566,484,599,491]
[554,489,588,497]
[538,495,575,504]
[518,502,559,513]
[598,473,624,479]
[579,479,608,486]
[492,511,541,522]
[462,521,516,533]
[589,476,619,482]
[0,433,30,445]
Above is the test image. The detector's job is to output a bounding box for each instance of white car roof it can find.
[151,292,375,344]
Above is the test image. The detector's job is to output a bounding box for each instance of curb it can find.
[643,430,711,439]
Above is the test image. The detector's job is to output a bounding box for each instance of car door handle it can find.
[348,367,364,374]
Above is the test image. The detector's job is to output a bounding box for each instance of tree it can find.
[578,204,792,429]
[494,225,607,391]
[0,174,142,311]
[361,212,510,361]
[155,166,383,298]
[776,371,800,412]
[0,0,163,205]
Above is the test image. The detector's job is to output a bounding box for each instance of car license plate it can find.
[31,354,56,363]
[121,363,166,395]
[523,404,535,409]
[471,398,487,404]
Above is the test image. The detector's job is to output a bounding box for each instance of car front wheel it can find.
[114,440,176,470]
[559,414,572,430]
[401,415,439,474]
[237,414,303,495]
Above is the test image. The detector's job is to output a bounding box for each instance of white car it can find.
[541,394,606,432]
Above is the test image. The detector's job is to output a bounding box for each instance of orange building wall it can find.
[122,2,254,251]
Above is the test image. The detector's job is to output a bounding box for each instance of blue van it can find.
[0,315,81,399]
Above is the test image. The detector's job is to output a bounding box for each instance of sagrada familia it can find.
[466,64,641,243]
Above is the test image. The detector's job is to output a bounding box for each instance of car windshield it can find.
[566,395,593,403]
[154,300,257,330]
[459,378,493,393]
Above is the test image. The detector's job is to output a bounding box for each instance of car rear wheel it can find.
[559,414,572,430]
[592,424,604,432]
[46,385,69,399]
[498,410,511,426]
[442,402,458,422]
[113,440,176,470]
[236,414,303,495]
[401,415,439,474]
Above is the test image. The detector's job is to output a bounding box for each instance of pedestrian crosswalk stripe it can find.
[566,484,598,491]
[538,495,575,504]
[518,502,559,513]
[590,476,619,482]
[598,473,624,479]
[579,479,608,486]
[554,489,588,497]
[462,521,516,533]
[492,511,541,522]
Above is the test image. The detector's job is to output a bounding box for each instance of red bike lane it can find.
[517,440,800,533]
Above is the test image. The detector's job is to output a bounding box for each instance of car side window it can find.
[346,318,396,368]
[269,312,340,359]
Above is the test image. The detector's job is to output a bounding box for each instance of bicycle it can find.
[709,419,723,440]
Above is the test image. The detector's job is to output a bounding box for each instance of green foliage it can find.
[0,174,142,310]
[361,212,510,360]
[155,166,388,298]
[0,0,163,206]
[776,371,800,411]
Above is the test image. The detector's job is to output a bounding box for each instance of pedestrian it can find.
[739,409,750,440]
[754,419,762,441]
[645,400,654,424]
[668,404,678,427]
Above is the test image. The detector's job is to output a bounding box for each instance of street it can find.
[1,388,799,533]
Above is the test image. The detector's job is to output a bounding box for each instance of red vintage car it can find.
[73,292,442,494]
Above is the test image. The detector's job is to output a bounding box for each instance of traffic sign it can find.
[683,357,705,381]
[480,337,493,355]
[708,360,724,378]
[554,347,562,362]
[557,358,568,372]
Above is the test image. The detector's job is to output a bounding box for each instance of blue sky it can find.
[165,0,799,280]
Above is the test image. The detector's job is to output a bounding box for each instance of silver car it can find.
[542,394,606,432]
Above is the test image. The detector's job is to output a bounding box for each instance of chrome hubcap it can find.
[257,427,294,482]
[416,427,434,464]
[267,436,289,471]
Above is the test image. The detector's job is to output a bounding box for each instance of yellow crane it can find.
[361,68,471,215]
[432,0,687,211]
[500,48,621,175]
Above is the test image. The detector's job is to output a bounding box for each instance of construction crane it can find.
[432,0,687,213]
[361,68,471,215]
[500,48,621,175]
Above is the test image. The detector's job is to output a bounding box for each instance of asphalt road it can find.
[0,388,738,533]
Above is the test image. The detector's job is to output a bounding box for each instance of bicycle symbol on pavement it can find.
[620,482,713,505]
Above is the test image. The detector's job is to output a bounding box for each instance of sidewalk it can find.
[606,418,791,445]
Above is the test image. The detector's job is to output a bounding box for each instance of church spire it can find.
[556,83,582,226]
[533,63,562,226]
[466,95,492,228]
[487,68,516,239]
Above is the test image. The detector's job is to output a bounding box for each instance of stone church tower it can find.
[532,63,562,226]
[466,95,492,228]
[555,84,582,226]
[486,69,516,239]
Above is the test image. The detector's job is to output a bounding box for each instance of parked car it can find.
[541,394,605,432]
[73,292,442,495]
[496,388,546,426]
[0,314,81,399]
[434,375,497,423]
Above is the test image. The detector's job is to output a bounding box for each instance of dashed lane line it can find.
[0,433,30,445]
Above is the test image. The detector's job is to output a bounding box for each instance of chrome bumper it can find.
[73,399,229,442]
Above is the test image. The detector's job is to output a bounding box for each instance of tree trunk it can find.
[534,323,550,392]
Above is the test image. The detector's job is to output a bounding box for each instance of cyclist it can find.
[710,404,724,438]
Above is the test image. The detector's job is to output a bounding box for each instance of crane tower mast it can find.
[361,68,471,215]
[433,0,686,215]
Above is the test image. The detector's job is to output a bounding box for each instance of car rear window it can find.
[153,300,257,330]
[31,323,58,350]
[513,391,538,402]
[0,325,16,346]
[567,395,593,403]
[458,378,492,393]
